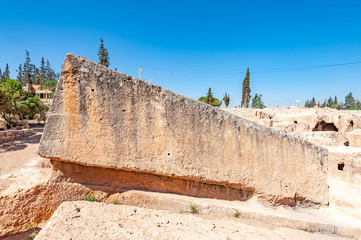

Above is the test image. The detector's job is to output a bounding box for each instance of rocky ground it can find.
[1,108,361,239]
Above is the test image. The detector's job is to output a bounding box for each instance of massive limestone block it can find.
[39,54,328,205]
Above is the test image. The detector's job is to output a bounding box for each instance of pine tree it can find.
[356,100,361,110]
[327,97,334,108]
[33,66,40,84]
[251,93,266,109]
[198,88,222,107]
[23,50,33,85]
[98,37,110,67]
[345,92,356,109]
[206,88,214,105]
[17,64,23,84]
[241,68,251,108]
[305,100,310,108]
[223,92,230,107]
[45,60,56,81]
[0,68,3,83]
[39,57,46,84]
[4,64,10,80]
[334,96,338,105]
[322,99,327,108]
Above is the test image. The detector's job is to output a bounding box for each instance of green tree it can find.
[39,57,46,82]
[205,88,214,105]
[45,60,57,81]
[334,96,338,105]
[0,79,49,126]
[251,93,266,109]
[327,97,334,108]
[98,37,110,67]
[0,79,25,124]
[304,97,317,108]
[18,95,49,120]
[311,97,316,107]
[223,92,230,107]
[198,88,222,107]
[33,66,40,84]
[356,100,361,110]
[0,64,10,83]
[322,99,326,108]
[23,50,33,85]
[241,68,251,108]
[4,64,10,80]
[344,92,356,109]
[305,100,310,108]
[17,64,23,84]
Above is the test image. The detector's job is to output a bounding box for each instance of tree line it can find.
[0,50,58,128]
[198,68,265,109]
[0,50,58,92]
[305,92,361,110]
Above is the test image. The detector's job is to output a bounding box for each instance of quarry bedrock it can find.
[38,54,329,205]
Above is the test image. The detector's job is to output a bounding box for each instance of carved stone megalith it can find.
[38,54,329,205]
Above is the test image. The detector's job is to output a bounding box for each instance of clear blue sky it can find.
[1,0,361,107]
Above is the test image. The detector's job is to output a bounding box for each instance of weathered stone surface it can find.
[36,201,286,240]
[38,54,328,205]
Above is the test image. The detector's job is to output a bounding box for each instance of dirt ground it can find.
[0,128,43,177]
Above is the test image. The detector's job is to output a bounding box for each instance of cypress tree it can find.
[334,96,338,105]
[97,37,110,67]
[241,68,251,108]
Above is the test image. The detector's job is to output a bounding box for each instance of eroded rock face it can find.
[0,166,105,236]
[38,54,329,205]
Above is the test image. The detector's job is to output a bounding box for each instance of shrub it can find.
[83,195,96,202]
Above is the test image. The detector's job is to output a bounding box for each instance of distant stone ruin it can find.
[38,54,329,206]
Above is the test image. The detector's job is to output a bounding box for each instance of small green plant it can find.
[83,195,96,202]
[112,200,120,205]
[190,205,198,214]
[25,221,38,240]
[28,232,37,240]
[301,227,314,233]
[332,226,337,235]
[233,209,240,218]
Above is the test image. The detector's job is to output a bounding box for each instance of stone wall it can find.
[39,54,329,205]
[0,129,33,143]
[224,107,361,134]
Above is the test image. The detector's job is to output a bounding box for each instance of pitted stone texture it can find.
[36,201,285,240]
[39,54,328,205]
